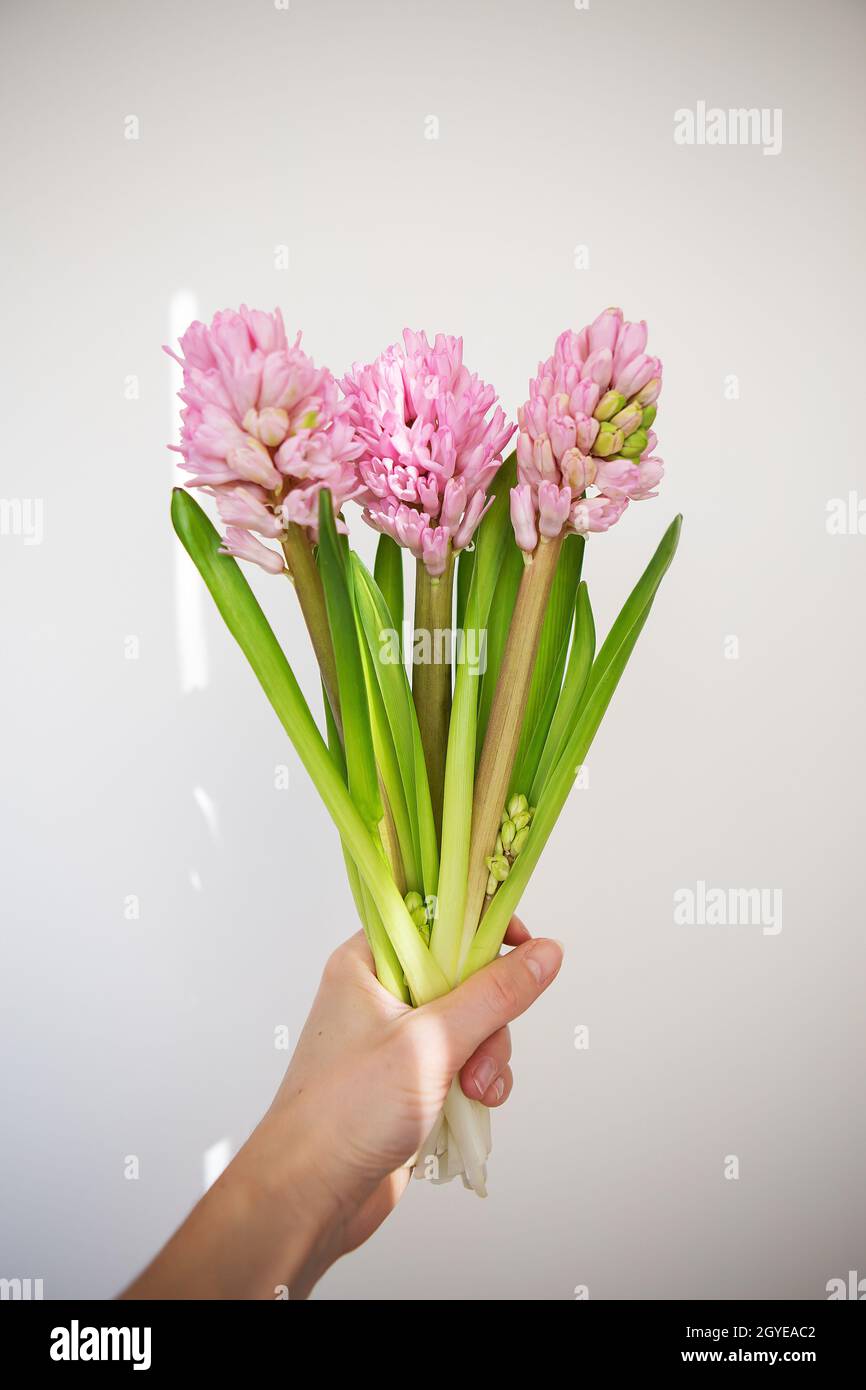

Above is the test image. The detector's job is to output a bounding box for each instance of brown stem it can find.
[281,523,341,736]
[460,535,562,953]
[377,795,406,897]
[412,552,455,842]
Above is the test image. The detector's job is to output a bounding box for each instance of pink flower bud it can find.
[615,354,660,400]
[420,527,450,577]
[417,474,440,513]
[226,437,282,489]
[538,481,572,539]
[569,379,601,418]
[575,414,600,454]
[560,448,595,493]
[452,489,490,550]
[569,494,629,535]
[549,414,577,459]
[212,485,284,537]
[631,457,665,499]
[440,476,467,532]
[594,458,640,498]
[516,429,534,473]
[510,483,538,553]
[611,319,648,379]
[580,347,614,390]
[535,436,558,482]
[392,503,429,554]
[243,406,290,448]
[588,307,623,355]
[219,526,286,574]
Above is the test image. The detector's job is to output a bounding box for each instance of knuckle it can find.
[483,967,521,1019]
[322,941,351,983]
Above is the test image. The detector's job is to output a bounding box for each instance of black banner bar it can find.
[2,1298,862,1373]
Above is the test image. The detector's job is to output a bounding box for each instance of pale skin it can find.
[122,917,563,1300]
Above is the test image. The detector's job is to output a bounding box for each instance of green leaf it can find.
[472,451,517,625]
[530,581,595,803]
[323,682,409,1001]
[317,490,382,831]
[455,546,475,633]
[357,630,418,889]
[432,456,517,983]
[353,557,439,898]
[465,514,682,976]
[171,488,447,1003]
[510,534,584,794]
[353,556,432,894]
[358,882,410,1002]
[374,534,404,659]
[584,516,681,705]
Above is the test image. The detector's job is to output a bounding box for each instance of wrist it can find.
[233,1101,352,1298]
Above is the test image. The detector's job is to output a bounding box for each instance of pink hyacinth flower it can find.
[166,306,363,574]
[341,330,515,576]
[511,308,664,552]
[219,526,286,575]
[570,494,630,535]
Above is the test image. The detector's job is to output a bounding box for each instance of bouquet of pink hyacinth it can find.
[168,305,681,1195]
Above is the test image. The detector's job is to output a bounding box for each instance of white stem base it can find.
[413,1080,491,1196]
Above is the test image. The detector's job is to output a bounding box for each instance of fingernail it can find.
[524,939,563,985]
[473,1055,498,1098]
[491,1077,505,1102]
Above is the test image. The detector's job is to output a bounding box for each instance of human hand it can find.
[122,918,563,1300]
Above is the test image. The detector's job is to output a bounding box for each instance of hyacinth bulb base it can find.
[413,1082,491,1196]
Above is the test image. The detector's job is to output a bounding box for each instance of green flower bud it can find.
[494,833,503,855]
[511,826,529,855]
[619,428,648,459]
[299,408,319,431]
[611,404,642,437]
[486,871,499,897]
[500,818,516,848]
[593,426,624,458]
[404,889,430,940]
[512,810,531,831]
[507,792,528,819]
[641,403,657,429]
[594,390,626,423]
[486,854,510,883]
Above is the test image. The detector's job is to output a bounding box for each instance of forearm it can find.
[120,1104,347,1301]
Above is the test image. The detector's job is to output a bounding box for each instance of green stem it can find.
[282,522,341,734]
[429,585,483,983]
[458,535,562,970]
[359,878,410,1002]
[326,662,407,998]
[412,552,455,841]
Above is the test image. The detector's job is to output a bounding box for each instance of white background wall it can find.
[1,0,864,1299]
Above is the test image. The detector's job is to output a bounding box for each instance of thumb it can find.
[415,939,564,1073]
